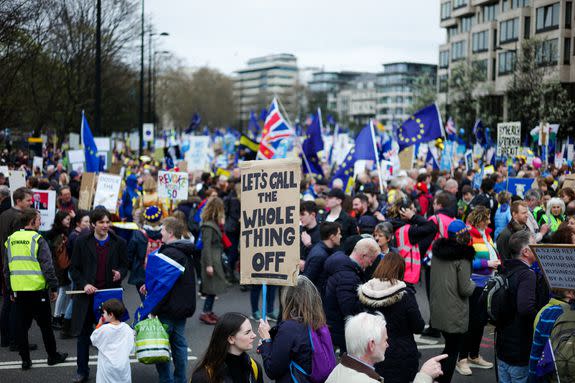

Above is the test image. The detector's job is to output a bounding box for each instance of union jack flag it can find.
[258,98,294,159]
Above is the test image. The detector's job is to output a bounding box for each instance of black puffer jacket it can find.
[151,240,196,320]
[359,279,425,383]
[322,251,366,352]
[496,259,549,366]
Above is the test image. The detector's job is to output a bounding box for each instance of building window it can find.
[396,96,403,104]
[565,38,571,64]
[438,75,448,92]
[454,0,467,9]
[502,0,510,12]
[472,31,489,53]
[379,108,389,115]
[395,108,404,115]
[536,39,558,66]
[512,0,530,8]
[439,50,450,68]
[525,16,531,39]
[536,3,560,32]
[452,41,467,61]
[492,58,497,81]
[566,2,572,28]
[447,26,459,41]
[500,18,519,43]
[441,2,452,20]
[483,4,498,23]
[473,60,488,80]
[461,16,474,32]
[498,51,516,75]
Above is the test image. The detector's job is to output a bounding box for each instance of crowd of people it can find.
[0,150,574,383]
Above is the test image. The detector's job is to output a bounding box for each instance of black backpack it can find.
[480,268,519,328]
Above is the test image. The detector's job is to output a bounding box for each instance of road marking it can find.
[418,344,445,350]
[0,355,197,369]
[414,334,440,345]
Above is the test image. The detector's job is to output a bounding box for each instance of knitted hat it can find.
[448,219,468,239]
[416,182,428,194]
[143,205,162,223]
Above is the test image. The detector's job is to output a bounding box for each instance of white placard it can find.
[68,149,84,164]
[157,171,189,200]
[93,173,122,212]
[9,170,26,191]
[185,136,211,170]
[532,245,575,290]
[31,189,56,232]
[143,123,154,142]
[94,137,111,152]
[129,132,140,150]
[0,166,9,177]
[497,122,521,157]
[33,156,43,172]
[69,133,80,149]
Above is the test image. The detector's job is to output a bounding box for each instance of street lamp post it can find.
[95,0,102,135]
[152,50,170,134]
[148,31,169,123]
[139,0,145,156]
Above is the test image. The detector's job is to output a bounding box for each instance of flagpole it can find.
[369,120,384,194]
[276,97,314,175]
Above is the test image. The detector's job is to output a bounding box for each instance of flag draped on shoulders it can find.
[396,104,443,151]
[133,251,184,325]
[258,98,294,160]
[302,109,324,177]
[82,111,100,172]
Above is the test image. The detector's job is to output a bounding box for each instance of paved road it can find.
[0,281,497,382]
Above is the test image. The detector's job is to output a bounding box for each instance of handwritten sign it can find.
[93,173,122,212]
[31,189,56,231]
[157,171,189,200]
[240,158,301,286]
[185,136,211,171]
[531,244,575,290]
[497,122,521,157]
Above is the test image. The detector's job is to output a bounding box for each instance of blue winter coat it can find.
[302,241,335,292]
[321,251,366,352]
[257,319,313,383]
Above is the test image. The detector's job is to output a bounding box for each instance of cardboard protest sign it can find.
[240,158,301,286]
[157,171,189,200]
[78,173,97,210]
[563,174,575,191]
[33,156,43,172]
[531,244,575,290]
[497,122,521,157]
[31,189,56,231]
[399,146,414,170]
[69,133,80,149]
[93,173,122,212]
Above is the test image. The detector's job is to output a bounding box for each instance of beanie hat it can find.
[143,205,162,223]
[448,219,468,239]
[416,182,428,194]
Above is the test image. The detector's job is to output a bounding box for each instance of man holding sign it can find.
[70,208,128,383]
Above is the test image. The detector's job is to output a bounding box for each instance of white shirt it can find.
[90,322,135,383]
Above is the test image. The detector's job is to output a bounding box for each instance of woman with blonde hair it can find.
[199,197,229,325]
[258,275,336,383]
[540,197,566,233]
[139,177,168,218]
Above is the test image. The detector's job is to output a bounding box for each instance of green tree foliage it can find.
[507,39,575,133]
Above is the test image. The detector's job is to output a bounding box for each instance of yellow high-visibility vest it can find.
[6,230,46,291]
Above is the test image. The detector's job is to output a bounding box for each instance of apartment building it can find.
[438,0,575,118]
[376,62,438,126]
[234,54,299,124]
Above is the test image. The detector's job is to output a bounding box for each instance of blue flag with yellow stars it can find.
[331,147,356,193]
[302,109,324,177]
[397,104,444,151]
[82,111,100,173]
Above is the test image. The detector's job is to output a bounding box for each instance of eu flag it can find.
[473,119,487,147]
[82,111,100,173]
[396,104,443,151]
[302,110,324,177]
[134,251,184,325]
[93,288,129,323]
[184,112,201,134]
[332,121,378,193]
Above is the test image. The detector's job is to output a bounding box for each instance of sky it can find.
[147,0,444,76]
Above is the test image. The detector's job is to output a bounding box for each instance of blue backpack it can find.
[290,325,337,383]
